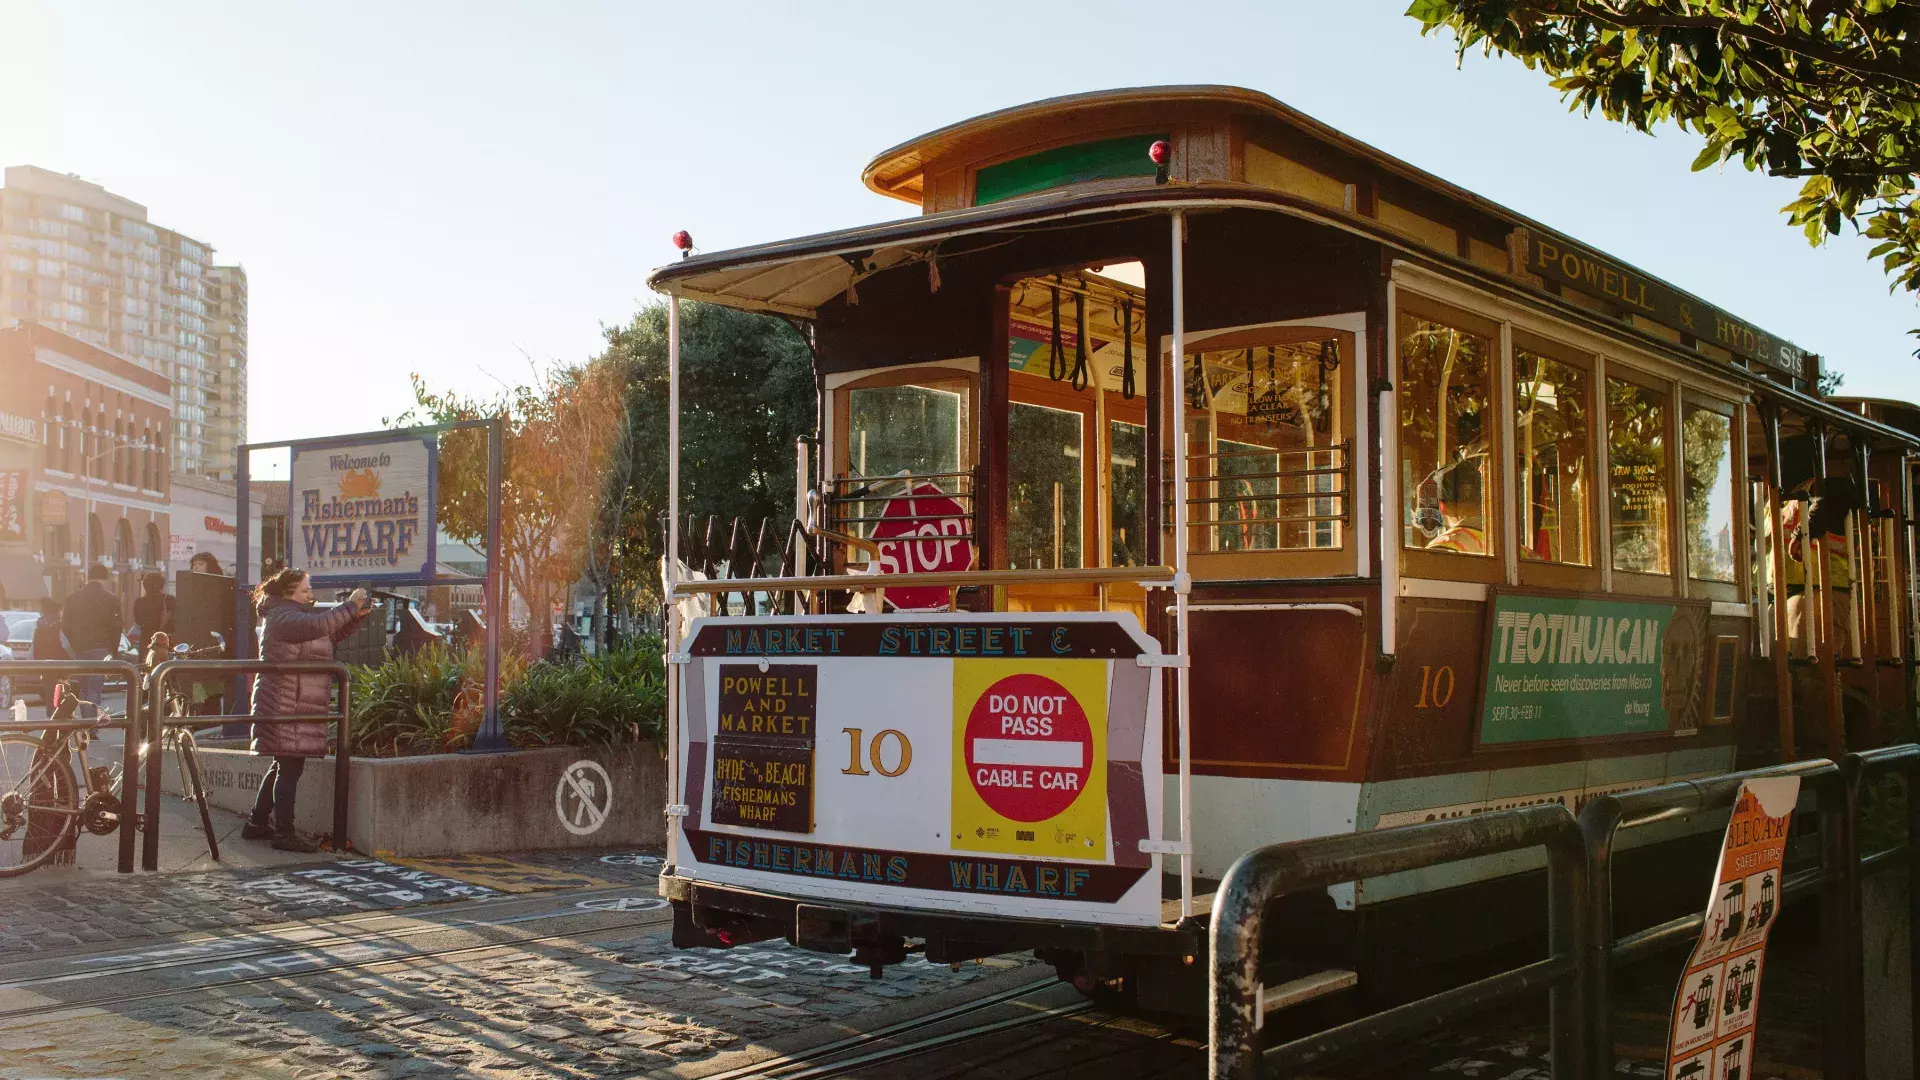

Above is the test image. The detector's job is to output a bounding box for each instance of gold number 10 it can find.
[842,728,913,777]
[1415,664,1456,709]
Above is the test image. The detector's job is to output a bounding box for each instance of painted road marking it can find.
[557,759,613,835]
[574,896,668,912]
[391,853,609,893]
[599,852,661,867]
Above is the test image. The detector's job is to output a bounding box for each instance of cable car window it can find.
[1110,420,1146,567]
[1008,401,1084,569]
[1399,316,1493,555]
[1184,337,1346,553]
[1607,376,1671,575]
[1683,405,1736,583]
[847,384,965,486]
[1514,348,1592,565]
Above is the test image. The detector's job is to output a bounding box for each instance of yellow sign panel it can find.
[950,658,1108,860]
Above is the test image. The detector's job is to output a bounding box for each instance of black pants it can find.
[248,756,306,834]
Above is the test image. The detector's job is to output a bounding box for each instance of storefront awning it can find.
[0,554,48,604]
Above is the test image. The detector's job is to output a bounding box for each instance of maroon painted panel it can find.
[1185,601,1371,781]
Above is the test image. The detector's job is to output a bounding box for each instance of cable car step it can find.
[1256,966,1358,1025]
[1160,892,1216,925]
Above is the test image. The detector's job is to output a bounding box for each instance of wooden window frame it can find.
[1172,323,1359,581]
[1680,393,1743,603]
[1396,295,1505,586]
[829,364,979,576]
[1604,366,1677,597]
[1511,328,1600,594]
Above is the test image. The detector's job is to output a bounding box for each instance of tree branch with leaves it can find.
[1409,1,1920,342]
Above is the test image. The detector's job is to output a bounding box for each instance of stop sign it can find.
[871,482,973,611]
[963,673,1092,822]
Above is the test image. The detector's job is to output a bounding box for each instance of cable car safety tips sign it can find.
[1666,776,1798,1080]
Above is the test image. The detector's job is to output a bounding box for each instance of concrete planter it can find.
[163,743,667,857]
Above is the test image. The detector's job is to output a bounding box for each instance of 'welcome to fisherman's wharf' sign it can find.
[289,435,437,585]
[1478,589,1709,744]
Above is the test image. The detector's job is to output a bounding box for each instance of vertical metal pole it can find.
[334,669,352,850]
[1907,758,1920,1078]
[665,295,683,869]
[230,448,252,737]
[472,419,506,751]
[1545,832,1587,1080]
[1170,211,1193,918]
[1817,766,1865,1080]
[1855,441,1880,744]
[116,666,138,873]
[1763,404,1797,761]
[1578,798,1624,1079]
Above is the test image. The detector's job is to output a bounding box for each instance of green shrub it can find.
[502,637,665,749]
[348,636,664,757]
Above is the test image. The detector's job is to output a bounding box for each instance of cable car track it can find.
[693,977,1096,1080]
[0,884,659,992]
[0,907,677,1020]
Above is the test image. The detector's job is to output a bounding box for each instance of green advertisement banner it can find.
[1480,592,1683,744]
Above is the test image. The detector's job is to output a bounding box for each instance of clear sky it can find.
[7,1,1918,459]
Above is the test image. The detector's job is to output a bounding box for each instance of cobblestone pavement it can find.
[0,848,663,963]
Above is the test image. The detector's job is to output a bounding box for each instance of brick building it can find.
[0,321,172,619]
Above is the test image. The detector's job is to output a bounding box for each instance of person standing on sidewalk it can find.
[60,564,122,719]
[131,571,174,647]
[243,568,371,852]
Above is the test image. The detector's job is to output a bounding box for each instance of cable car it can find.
[648,86,1920,1011]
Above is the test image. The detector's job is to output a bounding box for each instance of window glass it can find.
[1008,401,1083,569]
[1399,317,1492,555]
[1607,377,1671,575]
[1109,420,1146,567]
[847,385,964,486]
[1184,339,1345,553]
[844,383,968,565]
[1514,349,1591,565]
[1682,406,1736,582]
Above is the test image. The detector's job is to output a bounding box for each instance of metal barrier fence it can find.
[145,659,354,869]
[0,660,143,874]
[1210,745,1920,1080]
[1210,804,1586,1079]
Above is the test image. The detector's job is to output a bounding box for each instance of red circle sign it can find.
[871,482,974,611]
[963,673,1091,822]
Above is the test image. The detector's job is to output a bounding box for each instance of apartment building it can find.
[0,165,244,480]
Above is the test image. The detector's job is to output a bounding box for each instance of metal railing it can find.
[0,660,142,874]
[1209,745,1920,1080]
[1210,804,1586,1079]
[1185,440,1349,555]
[145,659,354,869]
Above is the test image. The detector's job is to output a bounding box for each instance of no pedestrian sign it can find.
[950,660,1107,860]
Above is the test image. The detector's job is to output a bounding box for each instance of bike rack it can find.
[145,659,354,871]
[1208,744,1920,1080]
[0,660,143,874]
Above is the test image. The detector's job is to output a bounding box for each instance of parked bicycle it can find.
[0,656,222,876]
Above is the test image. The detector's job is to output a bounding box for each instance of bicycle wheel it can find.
[0,733,81,876]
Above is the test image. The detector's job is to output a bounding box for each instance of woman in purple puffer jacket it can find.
[243,568,372,851]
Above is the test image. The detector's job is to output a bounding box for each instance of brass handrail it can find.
[669,564,1175,597]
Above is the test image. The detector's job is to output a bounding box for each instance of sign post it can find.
[237,418,505,749]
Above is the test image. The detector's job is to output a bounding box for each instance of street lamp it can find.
[71,433,155,571]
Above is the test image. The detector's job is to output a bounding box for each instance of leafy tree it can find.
[1409,2,1920,333]
[397,358,630,656]
[597,300,817,614]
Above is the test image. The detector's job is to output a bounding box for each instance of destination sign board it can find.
[676,613,1164,926]
[710,664,816,833]
[1520,229,1806,376]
